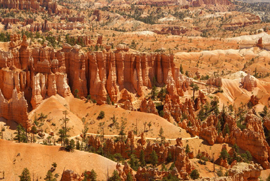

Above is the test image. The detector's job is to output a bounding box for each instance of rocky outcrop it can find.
[88,131,194,178]
[0,0,58,13]
[228,162,262,181]
[140,98,158,115]
[199,115,218,145]
[207,77,222,87]
[192,0,232,6]
[241,74,257,91]
[249,95,259,106]
[229,113,270,169]
[257,38,263,49]
[29,21,85,32]
[60,170,81,181]
[0,35,191,129]
[137,0,231,6]
[154,26,189,35]
[0,89,30,130]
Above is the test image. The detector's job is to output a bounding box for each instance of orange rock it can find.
[140,98,158,115]
[241,74,257,91]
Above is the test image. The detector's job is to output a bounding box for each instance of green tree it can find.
[97,111,105,120]
[219,149,230,161]
[74,89,79,98]
[70,139,75,151]
[89,169,97,181]
[58,129,65,146]
[180,64,184,74]
[185,144,190,154]
[167,151,173,162]
[108,170,121,181]
[140,150,146,167]
[81,121,89,142]
[246,151,252,162]
[19,168,31,181]
[126,173,132,181]
[190,169,200,180]
[59,110,71,146]
[150,150,158,167]
[119,119,127,142]
[106,94,111,105]
[224,124,230,136]
[216,121,221,134]
[129,154,139,171]
[190,83,199,100]
[52,162,57,168]
[159,127,165,144]
[14,124,27,143]
[151,85,157,100]
[44,170,56,181]
[76,140,80,150]
[232,144,239,153]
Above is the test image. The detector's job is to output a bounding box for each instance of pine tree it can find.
[167,151,173,162]
[140,150,146,167]
[126,173,133,181]
[224,124,230,136]
[19,168,31,181]
[44,170,56,181]
[159,127,165,144]
[185,144,190,154]
[76,140,80,150]
[70,139,75,151]
[180,64,184,74]
[108,170,121,181]
[90,169,97,181]
[14,124,27,143]
[217,121,221,134]
[150,150,158,167]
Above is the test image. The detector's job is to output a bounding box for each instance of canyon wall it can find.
[0,0,58,13]
[0,35,189,129]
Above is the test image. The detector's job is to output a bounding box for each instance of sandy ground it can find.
[28,95,191,139]
[0,139,118,181]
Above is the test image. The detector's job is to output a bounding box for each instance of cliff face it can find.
[0,0,58,13]
[136,0,231,6]
[0,35,72,130]
[192,0,232,6]
[0,34,189,130]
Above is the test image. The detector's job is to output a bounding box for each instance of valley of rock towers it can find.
[1,0,270,180]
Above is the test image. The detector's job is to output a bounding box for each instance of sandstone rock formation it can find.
[207,77,222,87]
[228,162,262,181]
[249,95,259,106]
[0,36,188,132]
[256,37,263,49]
[0,89,30,130]
[140,98,158,115]
[88,131,194,179]
[60,170,81,181]
[0,0,58,13]
[241,74,257,91]
[0,35,72,129]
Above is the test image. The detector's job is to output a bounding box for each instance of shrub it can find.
[220,149,230,161]
[217,169,223,177]
[190,169,199,180]
[19,168,31,181]
[97,111,105,120]
[159,110,164,117]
